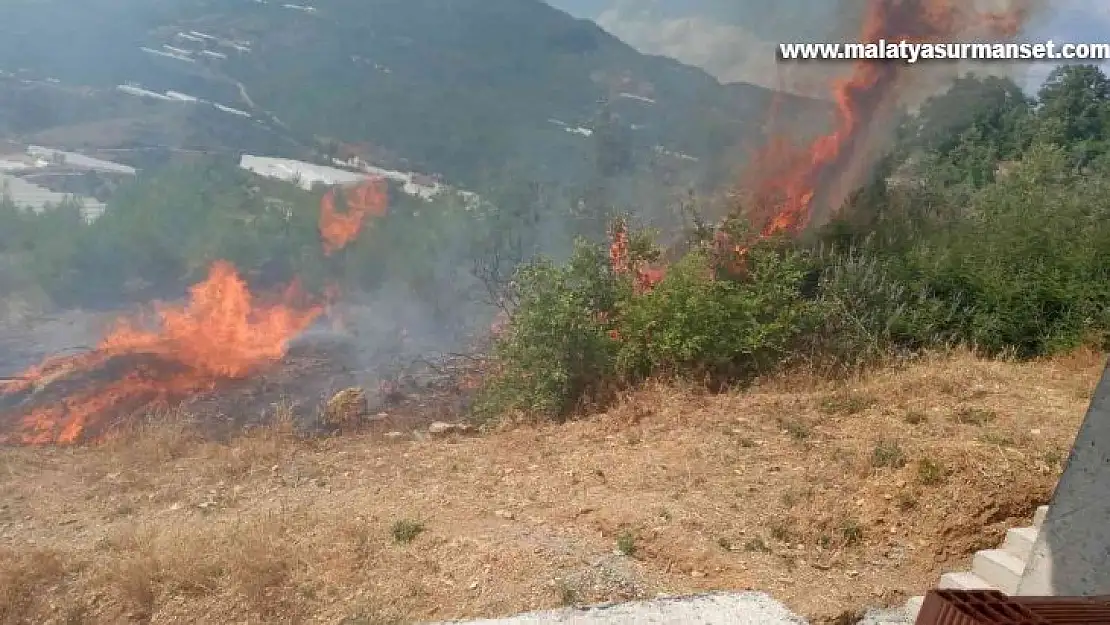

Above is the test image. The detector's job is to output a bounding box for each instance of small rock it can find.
[494,510,515,520]
[384,431,404,440]
[323,387,369,431]
[691,570,705,578]
[429,421,474,436]
[428,422,453,435]
[468,581,479,590]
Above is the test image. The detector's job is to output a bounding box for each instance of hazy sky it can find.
[548,0,1110,94]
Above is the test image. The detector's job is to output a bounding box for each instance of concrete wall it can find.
[1017,358,1110,596]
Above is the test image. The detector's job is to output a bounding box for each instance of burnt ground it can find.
[0,312,480,444]
[176,336,479,439]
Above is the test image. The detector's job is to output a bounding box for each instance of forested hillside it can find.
[0,0,824,191]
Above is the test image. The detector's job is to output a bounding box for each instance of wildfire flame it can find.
[102,261,321,377]
[747,0,1033,239]
[1,167,391,445]
[319,177,388,254]
[608,221,665,294]
[0,262,323,445]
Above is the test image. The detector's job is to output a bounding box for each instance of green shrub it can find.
[473,230,825,422]
[470,241,622,422]
[807,249,967,367]
[614,245,814,385]
[894,144,1110,356]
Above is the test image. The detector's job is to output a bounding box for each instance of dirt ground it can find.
[0,350,1102,625]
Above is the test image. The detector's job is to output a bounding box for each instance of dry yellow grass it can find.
[0,349,1102,624]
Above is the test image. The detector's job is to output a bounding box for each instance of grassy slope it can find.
[0,350,1101,624]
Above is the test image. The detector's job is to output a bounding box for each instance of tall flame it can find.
[101,261,321,377]
[748,0,1033,238]
[319,177,388,254]
[0,261,323,445]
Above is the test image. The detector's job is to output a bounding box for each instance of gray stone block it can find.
[1017,359,1110,596]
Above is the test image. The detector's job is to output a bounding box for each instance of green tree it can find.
[905,75,1031,157]
[1036,64,1110,165]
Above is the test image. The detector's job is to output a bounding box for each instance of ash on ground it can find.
[0,322,483,444]
[183,331,482,439]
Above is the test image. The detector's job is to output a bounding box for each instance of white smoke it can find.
[593,0,1102,97]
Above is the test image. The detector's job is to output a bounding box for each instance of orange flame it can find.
[748,0,1032,239]
[102,261,321,377]
[608,222,664,294]
[319,177,388,254]
[0,261,323,445]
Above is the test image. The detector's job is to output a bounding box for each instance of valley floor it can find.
[0,350,1101,624]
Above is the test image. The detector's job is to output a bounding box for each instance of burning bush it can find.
[614,247,815,386]
[473,117,1110,423]
[471,220,820,421]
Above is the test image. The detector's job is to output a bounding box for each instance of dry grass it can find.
[0,349,1102,624]
[0,546,69,624]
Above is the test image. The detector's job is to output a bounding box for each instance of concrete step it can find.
[938,571,996,591]
[904,595,924,622]
[857,596,926,625]
[1033,505,1049,529]
[1001,526,1039,562]
[425,592,808,624]
[972,548,1026,594]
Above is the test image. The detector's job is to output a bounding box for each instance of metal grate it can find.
[915,590,1110,624]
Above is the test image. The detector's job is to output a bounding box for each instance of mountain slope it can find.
[0,0,826,190]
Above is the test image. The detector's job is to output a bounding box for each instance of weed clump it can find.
[390,520,425,545]
[616,531,637,557]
